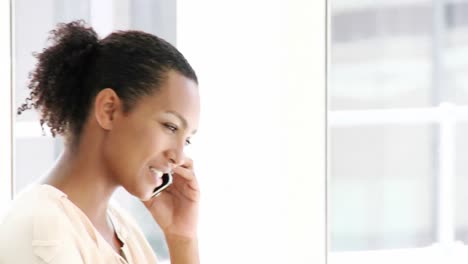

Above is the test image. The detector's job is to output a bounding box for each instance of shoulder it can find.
[1,184,67,229]
[0,185,80,263]
[1,184,66,233]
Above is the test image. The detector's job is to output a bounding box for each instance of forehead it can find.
[138,71,200,128]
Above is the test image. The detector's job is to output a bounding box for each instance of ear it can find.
[93,88,121,131]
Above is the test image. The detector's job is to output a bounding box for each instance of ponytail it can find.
[18,20,99,136]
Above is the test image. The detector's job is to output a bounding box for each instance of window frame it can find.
[0,0,13,213]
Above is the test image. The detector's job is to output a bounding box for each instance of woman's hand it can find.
[142,157,200,240]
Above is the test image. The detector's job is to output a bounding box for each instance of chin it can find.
[137,191,153,202]
[139,193,153,202]
[125,185,153,201]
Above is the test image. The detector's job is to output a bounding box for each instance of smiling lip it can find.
[149,165,172,174]
[149,167,164,178]
[148,167,164,187]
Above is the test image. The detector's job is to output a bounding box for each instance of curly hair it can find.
[18,20,197,143]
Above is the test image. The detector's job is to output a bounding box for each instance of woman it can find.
[0,20,200,263]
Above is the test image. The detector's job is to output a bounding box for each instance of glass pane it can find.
[130,0,176,45]
[330,124,436,251]
[330,1,433,110]
[16,0,56,122]
[445,1,468,105]
[455,122,468,242]
[14,0,88,187]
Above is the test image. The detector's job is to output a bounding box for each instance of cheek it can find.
[103,134,131,171]
[143,124,173,151]
[117,123,154,154]
[105,124,169,175]
[102,127,145,177]
[144,130,167,156]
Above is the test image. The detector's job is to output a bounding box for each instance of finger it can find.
[172,169,199,192]
[172,174,200,201]
[186,172,199,192]
[184,183,200,202]
[173,166,195,181]
[180,157,194,170]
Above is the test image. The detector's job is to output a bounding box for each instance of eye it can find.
[163,123,178,133]
[185,138,192,146]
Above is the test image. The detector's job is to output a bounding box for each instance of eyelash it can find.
[163,123,192,146]
[164,123,178,133]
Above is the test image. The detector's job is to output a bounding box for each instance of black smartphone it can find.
[151,172,173,198]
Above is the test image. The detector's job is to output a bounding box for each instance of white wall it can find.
[177,1,326,263]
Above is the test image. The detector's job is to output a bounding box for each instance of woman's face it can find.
[103,70,200,201]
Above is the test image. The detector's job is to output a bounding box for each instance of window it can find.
[330,0,468,262]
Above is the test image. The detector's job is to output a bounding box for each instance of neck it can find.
[41,141,118,230]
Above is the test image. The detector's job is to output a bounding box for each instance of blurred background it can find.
[330,0,468,263]
[14,0,468,262]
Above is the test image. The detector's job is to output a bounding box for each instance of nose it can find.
[165,142,185,168]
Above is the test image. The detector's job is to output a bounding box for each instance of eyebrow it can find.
[165,110,198,135]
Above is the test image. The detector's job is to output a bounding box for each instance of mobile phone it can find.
[151,172,173,198]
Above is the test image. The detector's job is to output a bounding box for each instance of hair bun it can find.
[19,20,99,136]
[45,20,99,69]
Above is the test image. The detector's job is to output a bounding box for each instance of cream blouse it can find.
[0,184,159,263]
